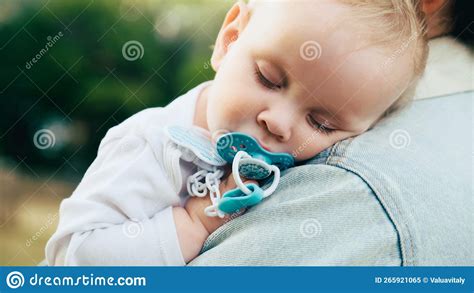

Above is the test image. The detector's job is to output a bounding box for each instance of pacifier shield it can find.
[164,125,227,167]
[216,132,295,170]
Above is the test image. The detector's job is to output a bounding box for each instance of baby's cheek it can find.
[207,96,244,132]
[225,99,247,118]
[216,93,248,118]
[291,132,330,160]
[225,106,247,131]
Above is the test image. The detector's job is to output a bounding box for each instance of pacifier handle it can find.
[232,151,280,198]
[218,183,264,214]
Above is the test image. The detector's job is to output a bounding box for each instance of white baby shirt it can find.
[45,81,212,266]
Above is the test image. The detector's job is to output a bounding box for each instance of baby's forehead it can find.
[249,0,350,33]
[246,1,362,63]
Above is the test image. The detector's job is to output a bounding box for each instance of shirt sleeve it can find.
[188,164,401,266]
[45,132,186,266]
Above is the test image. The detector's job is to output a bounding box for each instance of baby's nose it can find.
[257,110,291,142]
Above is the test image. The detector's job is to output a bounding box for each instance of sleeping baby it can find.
[46,0,428,265]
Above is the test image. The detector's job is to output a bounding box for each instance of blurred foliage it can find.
[0,0,229,180]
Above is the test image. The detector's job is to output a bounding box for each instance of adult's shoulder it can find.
[190,162,401,265]
[317,91,473,265]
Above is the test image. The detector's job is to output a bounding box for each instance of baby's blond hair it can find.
[338,0,429,122]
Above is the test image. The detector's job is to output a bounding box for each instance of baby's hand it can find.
[185,172,258,235]
[174,172,258,263]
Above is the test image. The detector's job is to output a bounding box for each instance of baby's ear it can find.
[211,0,250,71]
[421,0,448,15]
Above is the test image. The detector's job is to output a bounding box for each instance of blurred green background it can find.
[0,0,230,265]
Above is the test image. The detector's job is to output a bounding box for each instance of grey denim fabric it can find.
[189,91,473,266]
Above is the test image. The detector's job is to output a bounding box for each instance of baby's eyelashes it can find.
[306,115,336,134]
[254,63,282,90]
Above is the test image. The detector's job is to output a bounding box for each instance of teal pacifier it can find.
[214,132,295,214]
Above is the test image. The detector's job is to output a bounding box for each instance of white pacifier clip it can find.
[187,150,281,218]
[187,167,226,218]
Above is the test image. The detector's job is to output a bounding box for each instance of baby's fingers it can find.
[220,172,258,193]
[242,179,259,188]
